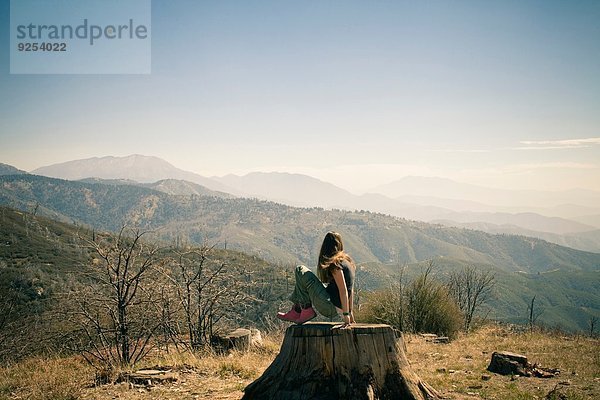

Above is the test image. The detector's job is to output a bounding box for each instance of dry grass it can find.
[0,357,92,400]
[0,326,597,399]
[77,339,280,400]
[406,324,600,399]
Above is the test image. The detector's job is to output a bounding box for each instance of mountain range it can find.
[373,176,600,210]
[0,171,598,332]
[433,220,600,254]
[23,155,600,252]
[79,177,234,199]
[1,173,598,272]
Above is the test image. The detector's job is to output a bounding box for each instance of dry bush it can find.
[357,283,406,330]
[359,262,463,339]
[405,271,463,339]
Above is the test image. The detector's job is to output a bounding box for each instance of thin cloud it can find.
[517,137,600,150]
[462,162,599,177]
[507,162,598,170]
[517,145,589,150]
[429,148,491,153]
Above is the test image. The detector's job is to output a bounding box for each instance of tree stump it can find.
[117,369,178,386]
[487,351,560,378]
[243,322,439,400]
[212,328,252,352]
[487,351,529,376]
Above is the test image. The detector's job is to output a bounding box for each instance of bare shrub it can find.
[65,227,165,369]
[163,246,233,349]
[447,265,495,332]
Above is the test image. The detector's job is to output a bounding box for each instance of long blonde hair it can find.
[317,231,354,283]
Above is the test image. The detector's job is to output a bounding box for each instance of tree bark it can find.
[243,322,439,400]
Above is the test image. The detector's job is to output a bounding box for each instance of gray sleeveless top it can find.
[325,259,355,309]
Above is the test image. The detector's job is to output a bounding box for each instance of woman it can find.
[277,231,356,326]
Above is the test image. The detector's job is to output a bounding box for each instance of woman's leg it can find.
[289,265,338,319]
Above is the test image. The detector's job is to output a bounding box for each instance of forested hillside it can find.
[1,174,598,272]
[0,206,289,361]
[0,174,598,332]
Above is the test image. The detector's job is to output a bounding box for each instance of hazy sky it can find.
[1,1,599,193]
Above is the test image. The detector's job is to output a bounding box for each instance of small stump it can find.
[488,351,529,376]
[117,369,178,386]
[420,334,449,344]
[212,328,252,352]
[487,351,560,378]
[243,322,439,400]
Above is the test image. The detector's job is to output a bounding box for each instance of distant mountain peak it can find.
[242,171,344,186]
[75,154,176,167]
[214,171,354,207]
[31,154,238,194]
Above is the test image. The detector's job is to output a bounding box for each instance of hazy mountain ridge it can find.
[32,155,238,195]
[80,177,234,198]
[214,171,600,229]
[215,172,354,207]
[0,163,27,176]
[0,174,598,275]
[29,157,600,246]
[430,211,595,235]
[394,196,600,226]
[371,176,600,210]
[212,171,599,242]
[434,220,600,253]
[569,214,600,229]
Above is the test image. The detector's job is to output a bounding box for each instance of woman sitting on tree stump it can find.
[277,231,356,326]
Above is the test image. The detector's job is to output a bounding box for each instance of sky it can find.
[1,0,599,193]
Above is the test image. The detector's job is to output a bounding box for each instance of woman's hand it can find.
[342,313,351,326]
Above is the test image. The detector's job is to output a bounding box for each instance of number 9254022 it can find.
[18,42,67,51]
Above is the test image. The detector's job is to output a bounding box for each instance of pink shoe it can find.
[277,307,300,322]
[295,307,316,324]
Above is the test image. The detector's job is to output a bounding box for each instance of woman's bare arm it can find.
[349,289,355,323]
[332,268,351,325]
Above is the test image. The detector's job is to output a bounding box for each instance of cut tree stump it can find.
[488,351,529,376]
[212,328,252,352]
[243,322,439,400]
[117,369,178,386]
[487,351,560,378]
